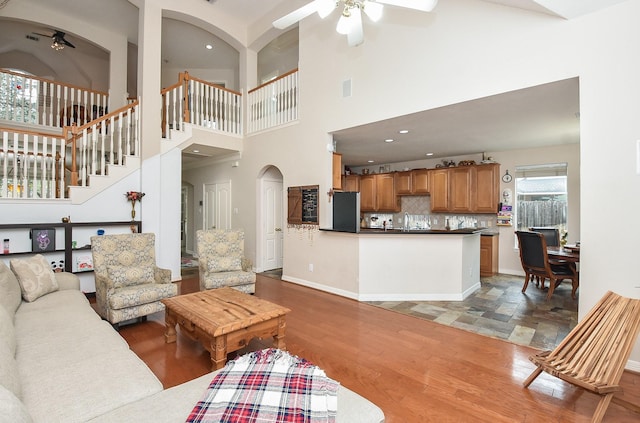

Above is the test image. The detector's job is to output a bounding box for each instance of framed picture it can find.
[31,228,56,252]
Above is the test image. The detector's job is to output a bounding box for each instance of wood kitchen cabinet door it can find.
[475,164,500,213]
[376,173,398,211]
[396,171,413,195]
[449,167,474,212]
[480,235,499,276]
[430,169,450,212]
[412,169,430,194]
[332,153,342,190]
[359,175,376,211]
[343,174,360,192]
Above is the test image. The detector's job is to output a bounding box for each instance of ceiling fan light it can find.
[316,0,336,18]
[347,7,364,46]
[363,1,383,22]
[336,14,351,34]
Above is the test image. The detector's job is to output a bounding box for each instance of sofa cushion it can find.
[0,261,22,315]
[207,255,242,272]
[0,305,16,355]
[0,338,21,399]
[10,255,59,302]
[107,264,155,288]
[108,283,177,310]
[0,385,32,423]
[86,373,385,423]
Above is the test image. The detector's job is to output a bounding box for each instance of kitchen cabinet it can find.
[480,234,499,276]
[430,168,450,212]
[412,169,430,194]
[450,167,473,212]
[396,171,412,195]
[396,169,430,195]
[342,174,360,192]
[332,153,342,190]
[474,163,500,213]
[360,173,399,212]
[430,164,500,213]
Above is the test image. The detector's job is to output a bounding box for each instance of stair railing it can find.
[64,100,140,188]
[0,127,66,199]
[0,68,109,129]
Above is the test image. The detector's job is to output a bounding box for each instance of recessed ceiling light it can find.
[384,139,394,143]
[426,152,434,156]
[205,44,213,50]
[368,160,375,163]
[193,149,200,153]
[399,130,409,134]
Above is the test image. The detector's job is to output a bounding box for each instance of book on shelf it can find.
[75,255,93,272]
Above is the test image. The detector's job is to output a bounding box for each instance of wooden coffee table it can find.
[162,287,291,370]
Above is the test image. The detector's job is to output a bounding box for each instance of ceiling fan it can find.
[273,0,438,47]
[33,30,75,50]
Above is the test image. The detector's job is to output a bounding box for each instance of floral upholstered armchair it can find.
[196,229,256,294]
[90,233,178,329]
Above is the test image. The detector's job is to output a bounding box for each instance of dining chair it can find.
[515,231,578,300]
[528,227,560,247]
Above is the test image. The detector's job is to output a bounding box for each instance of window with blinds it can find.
[515,163,568,232]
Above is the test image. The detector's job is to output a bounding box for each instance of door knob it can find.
[275,228,282,232]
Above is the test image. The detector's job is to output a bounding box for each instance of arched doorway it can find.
[257,166,284,272]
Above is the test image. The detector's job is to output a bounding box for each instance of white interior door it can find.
[204,181,231,230]
[263,179,283,270]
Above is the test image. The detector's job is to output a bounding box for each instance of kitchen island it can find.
[319,228,482,301]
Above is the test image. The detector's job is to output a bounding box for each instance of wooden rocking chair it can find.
[523,291,640,423]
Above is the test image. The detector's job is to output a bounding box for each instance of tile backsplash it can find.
[363,196,496,230]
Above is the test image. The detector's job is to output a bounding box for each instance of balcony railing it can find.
[247,69,298,134]
[162,72,242,138]
[0,68,109,130]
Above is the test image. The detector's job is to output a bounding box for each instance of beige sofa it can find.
[0,258,385,423]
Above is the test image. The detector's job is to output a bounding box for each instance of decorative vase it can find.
[131,202,136,220]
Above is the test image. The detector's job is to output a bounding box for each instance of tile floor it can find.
[259,269,578,351]
[367,273,578,351]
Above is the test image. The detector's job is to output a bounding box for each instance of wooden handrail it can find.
[248,68,299,94]
[1,68,109,97]
[185,72,242,96]
[0,127,63,138]
[67,100,138,135]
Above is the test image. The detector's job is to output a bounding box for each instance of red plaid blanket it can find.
[186,349,339,423]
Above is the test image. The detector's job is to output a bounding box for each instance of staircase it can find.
[0,68,299,203]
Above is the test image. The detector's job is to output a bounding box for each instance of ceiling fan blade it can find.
[273,1,319,29]
[377,0,438,12]
[347,8,364,47]
[63,39,76,48]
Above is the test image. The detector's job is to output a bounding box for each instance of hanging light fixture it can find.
[273,0,438,47]
[51,35,65,51]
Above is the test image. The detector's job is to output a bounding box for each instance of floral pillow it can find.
[107,265,155,289]
[10,254,59,302]
[207,255,242,273]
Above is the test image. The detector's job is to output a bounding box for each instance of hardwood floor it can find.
[118,274,640,422]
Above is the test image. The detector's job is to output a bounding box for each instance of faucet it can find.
[403,212,409,231]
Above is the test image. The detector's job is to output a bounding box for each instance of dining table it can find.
[547,245,580,263]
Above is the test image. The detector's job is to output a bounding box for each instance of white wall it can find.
[238,0,640,363]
